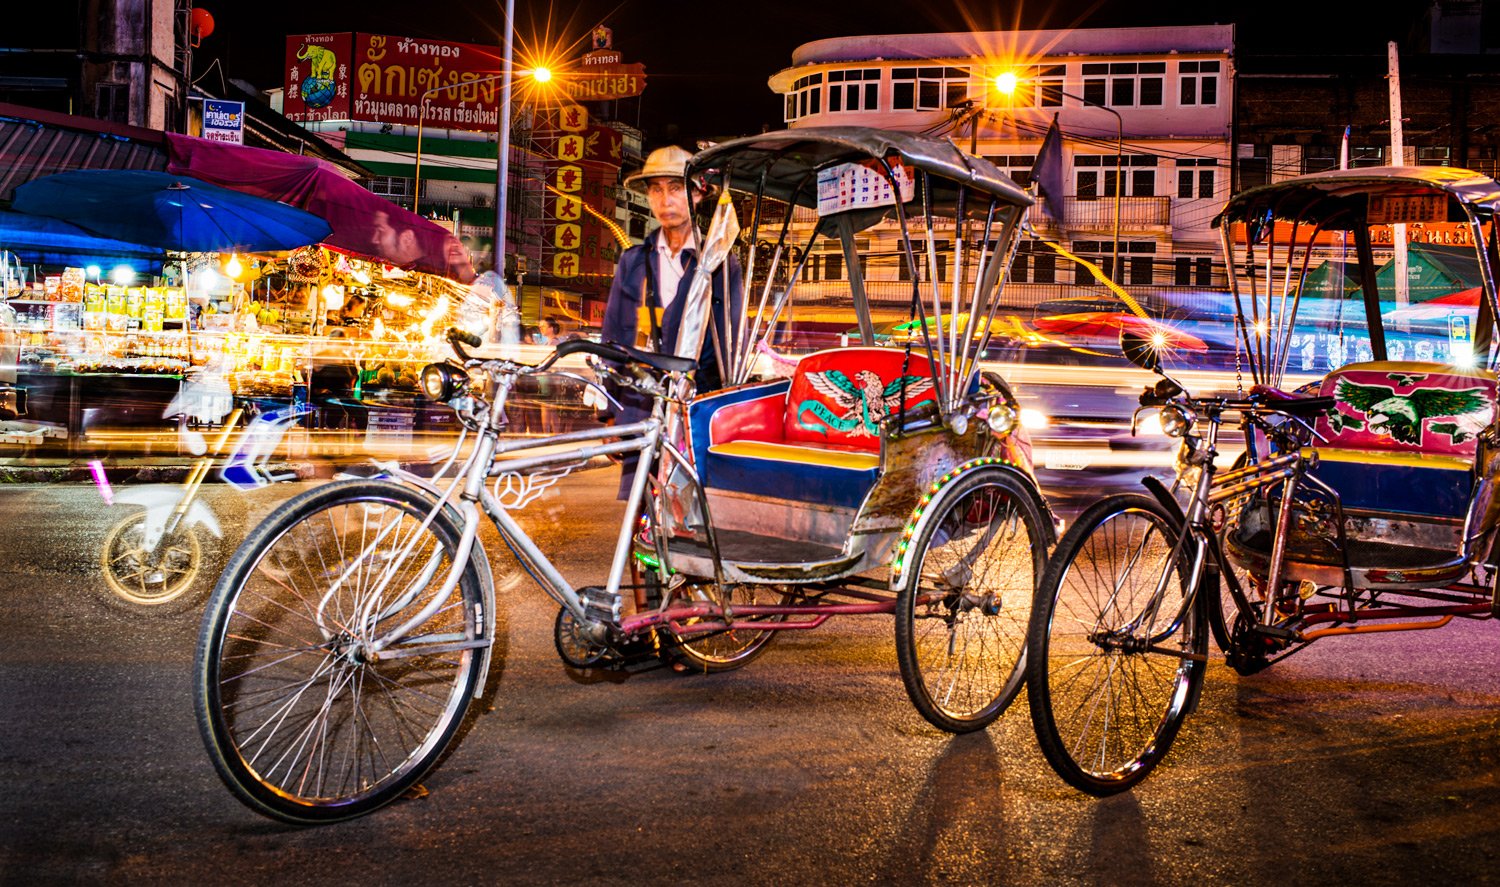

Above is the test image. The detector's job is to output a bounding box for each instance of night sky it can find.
[195,0,1434,147]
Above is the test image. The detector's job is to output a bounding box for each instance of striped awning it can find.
[0,103,165,202]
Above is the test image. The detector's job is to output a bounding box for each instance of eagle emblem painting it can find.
[797,370,935,438]
[1330,378,1491,446]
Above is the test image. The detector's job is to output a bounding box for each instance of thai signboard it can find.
[201,100,245,144]
[284,33,504,130]
[560,63,647,101]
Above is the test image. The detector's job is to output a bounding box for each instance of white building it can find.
[768,25,1235,306]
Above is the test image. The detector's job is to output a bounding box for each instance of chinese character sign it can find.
[283,33,353,122]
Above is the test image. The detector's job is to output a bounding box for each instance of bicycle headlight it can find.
[420,363,469,402]
[1159,403,1196,438]
[985,401,1018,435]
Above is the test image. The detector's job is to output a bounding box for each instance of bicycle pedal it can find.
[578,585,623,629]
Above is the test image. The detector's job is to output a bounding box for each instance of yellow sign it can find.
[555,164,583,193]
[552,252,580,279]
[558,103,588,132]
[556,134,585,163]
[554,195,582,221]
[553,224,581,250]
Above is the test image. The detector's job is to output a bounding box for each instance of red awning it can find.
[165,133,475,283]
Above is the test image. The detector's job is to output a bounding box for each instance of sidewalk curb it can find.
[0,453,618,485]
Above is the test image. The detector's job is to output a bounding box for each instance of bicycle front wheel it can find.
[1026,493,1206,795]
[100,512,202,611]
[195,480,485,824]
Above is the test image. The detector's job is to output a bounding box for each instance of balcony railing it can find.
[1060,196,1171,228]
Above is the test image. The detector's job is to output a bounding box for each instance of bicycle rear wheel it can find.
[659,578,786,673]
[1026,493,1206,795]
[195,479,485,824]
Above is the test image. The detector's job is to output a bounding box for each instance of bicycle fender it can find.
[1140,475,1186,530]
[185,500,222,538]
[889,457,1046,593]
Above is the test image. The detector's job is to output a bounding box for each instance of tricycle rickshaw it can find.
[192,127,1055,823]
[1025,166,1500,794]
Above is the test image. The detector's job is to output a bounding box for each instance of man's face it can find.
[370,211,423,265]
[644,178,691,232]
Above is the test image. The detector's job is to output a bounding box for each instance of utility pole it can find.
[1389,41,1409,315]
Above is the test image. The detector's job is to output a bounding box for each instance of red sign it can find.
[284,33,353,122]
[352,34,504,128]
[561,63,647,101]
[284,32,507,129]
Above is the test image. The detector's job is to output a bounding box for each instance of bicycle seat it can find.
[557,338,697,375]
[1249,385,1333,417]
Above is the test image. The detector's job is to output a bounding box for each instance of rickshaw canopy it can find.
[1214,166,1500,231]
[688,127,1033,214]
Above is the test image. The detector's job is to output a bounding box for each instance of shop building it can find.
[769,25,1236,313]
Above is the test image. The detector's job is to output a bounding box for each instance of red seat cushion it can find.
[1313,361,1496,457]
[783,348,941,451]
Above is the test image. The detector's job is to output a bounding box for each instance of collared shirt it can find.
[653,233,696,311]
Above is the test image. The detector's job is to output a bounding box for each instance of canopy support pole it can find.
[1352,222,1388,361]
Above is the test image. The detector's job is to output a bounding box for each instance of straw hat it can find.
[624,145,694,193]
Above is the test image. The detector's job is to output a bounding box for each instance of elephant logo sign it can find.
[297,43,338,109]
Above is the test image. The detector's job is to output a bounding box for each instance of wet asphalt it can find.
[4,471,1500,885]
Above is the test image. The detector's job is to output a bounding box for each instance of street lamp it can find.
[993,72,1124,283]
[412,66,553,216]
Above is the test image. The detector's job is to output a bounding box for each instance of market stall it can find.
[0,244,480,453]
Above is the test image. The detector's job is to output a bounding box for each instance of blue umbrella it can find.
[13,170,332,253]
[0,209,166,271]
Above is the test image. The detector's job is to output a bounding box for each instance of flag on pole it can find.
[1030,115,1065,223]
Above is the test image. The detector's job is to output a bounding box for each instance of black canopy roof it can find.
[1214,166,1500,231]
[688,126,1032,214]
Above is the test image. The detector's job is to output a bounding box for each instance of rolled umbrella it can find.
[14,169,331,254]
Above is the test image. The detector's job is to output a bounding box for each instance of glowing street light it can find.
[992,70,1125,283]
[413,65,560,208]
[110,265,135,285]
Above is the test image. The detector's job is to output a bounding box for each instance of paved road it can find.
[4,472,1500,885]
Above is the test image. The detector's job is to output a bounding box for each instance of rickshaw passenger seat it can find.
[1308,361,1497,519]
[689,347,949,509]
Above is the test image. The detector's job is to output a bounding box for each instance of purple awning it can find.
[165,133,475,283]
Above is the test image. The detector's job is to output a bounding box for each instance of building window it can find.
[1304,144,1338,174]
[1081,62,1165,108]
[892,66,969,111]
[366,175,421,200]
[1076,154,1158,198]
[1238,144,1271,189]
[1417,146,1451,166]
[1349,145,1385,168]
[1178,60,1220,106]
[1073,240,1156,285]
[1011,240,1056,283]
[828,69,880,113]
[897,241,951,281]
[982,154,1037,189]
[996,65,1064,108]
[784,73,823,122]
[1174,256,1216,287]
[96,83,129,124]
[1175,158,1217,199]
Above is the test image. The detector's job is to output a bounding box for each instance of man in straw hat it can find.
[601,144,743,497]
